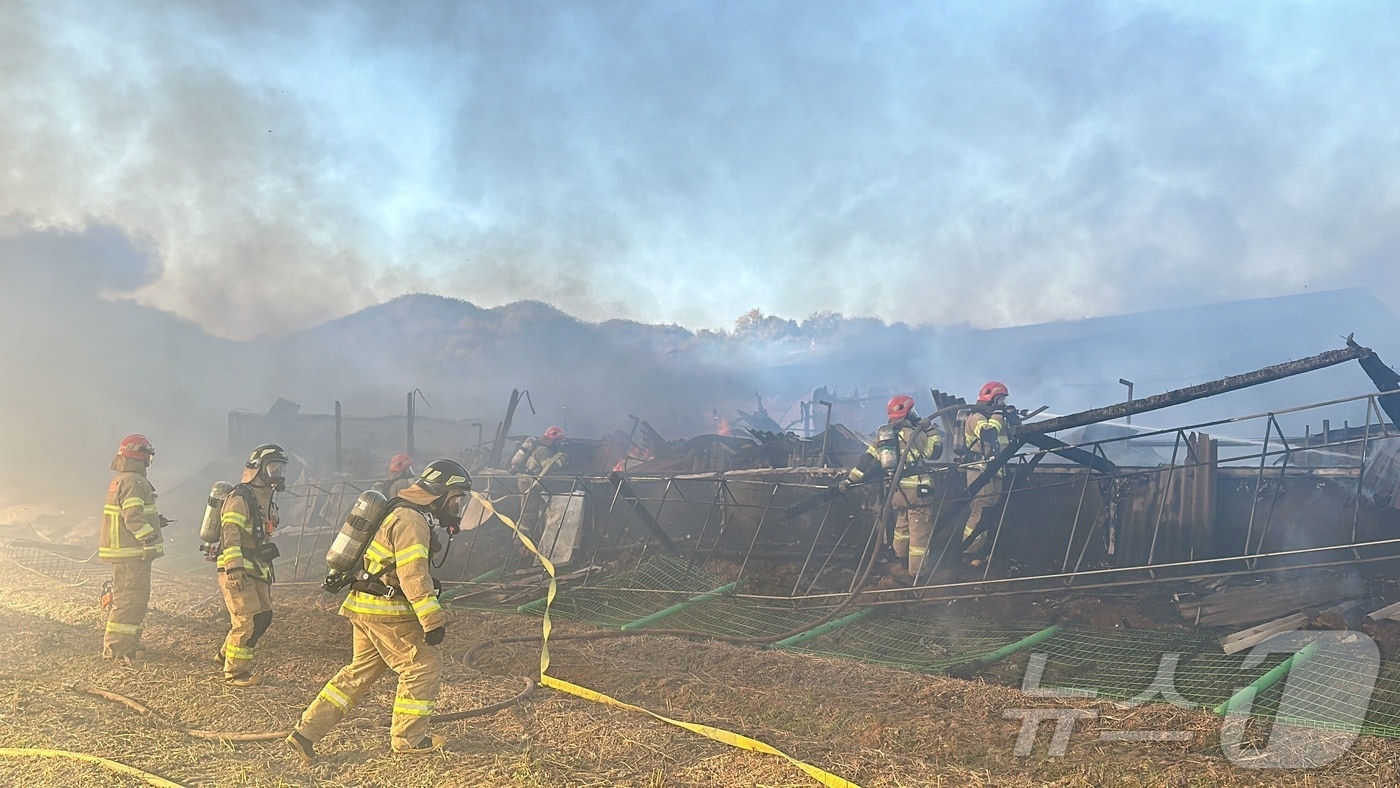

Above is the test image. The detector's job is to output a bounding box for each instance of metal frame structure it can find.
[265,390,1400,608]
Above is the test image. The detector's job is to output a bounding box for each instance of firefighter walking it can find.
[216,443,288,686]
[961,381,1013,566]
[99,434,166,662]
[839,396,943,578]
[286,459,470,763]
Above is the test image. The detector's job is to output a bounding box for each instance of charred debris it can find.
[214,336,1400,642]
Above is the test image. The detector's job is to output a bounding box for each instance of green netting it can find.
[498,556,1400,739]
[781,610,1051,672]
[526,554,734,628]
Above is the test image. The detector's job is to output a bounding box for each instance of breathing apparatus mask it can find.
[435,492,466,536]
[263,460,287,492]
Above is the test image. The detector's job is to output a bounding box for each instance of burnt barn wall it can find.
[987,464,1400,575]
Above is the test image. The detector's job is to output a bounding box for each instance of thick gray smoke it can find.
[2,1,1399,339]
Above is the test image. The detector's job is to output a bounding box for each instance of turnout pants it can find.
[962,471,1006,555]
[892,486,934,577]
[294,618,443,749]
[220,573,273,679]
[103,559,152,658]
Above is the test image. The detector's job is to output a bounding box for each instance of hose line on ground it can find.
[0,747,186,787]
[0,674,535,742]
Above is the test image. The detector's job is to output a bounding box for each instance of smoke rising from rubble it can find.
[3,1,1400,339]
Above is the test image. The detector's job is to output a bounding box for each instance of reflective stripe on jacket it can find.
[218,485,274,581]
[523,444,565,477]
[99,468,164,562]
[846,420,944,488]
[964,409,1010,472]
[339,506,446,632]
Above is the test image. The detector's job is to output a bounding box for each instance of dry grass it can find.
[0,561,1397,787]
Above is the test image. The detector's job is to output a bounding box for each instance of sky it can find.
[3,0,1400,340]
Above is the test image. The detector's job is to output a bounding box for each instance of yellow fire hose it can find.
[0,747,186,787]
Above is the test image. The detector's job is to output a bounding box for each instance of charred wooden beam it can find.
[1222,613,1309,654]
[489,388,523,468]
[1350,335,1400,426]
[1023,341,1371,436]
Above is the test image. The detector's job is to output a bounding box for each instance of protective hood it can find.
[110,456,148,474]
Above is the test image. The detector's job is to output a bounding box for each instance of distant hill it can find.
[4,227,1398,522]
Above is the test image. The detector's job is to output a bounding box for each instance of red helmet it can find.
[543,426,565,443]
[389,453,415,475]
[886,395,915,421]
[117,433,155,461]
[978,381,1009,404]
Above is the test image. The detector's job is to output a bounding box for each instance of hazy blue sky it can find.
[3,0,1398,339]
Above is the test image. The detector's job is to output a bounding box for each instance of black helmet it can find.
[246,443,289,469]
[246,443,289,491]
[414,459,472,498]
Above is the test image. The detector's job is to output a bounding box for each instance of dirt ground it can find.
[0,563,1397,788]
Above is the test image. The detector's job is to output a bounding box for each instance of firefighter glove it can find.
[837,479,852,494]
[424,626,446,646]
[225,569,246,593]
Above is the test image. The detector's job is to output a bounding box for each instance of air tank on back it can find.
[876,424,900,469]
[199,481,234,559]
[325,489,391,577]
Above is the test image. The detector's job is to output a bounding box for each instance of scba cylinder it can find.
[876,424,900,470]
[199,482,234,544]
[326,489,391,576]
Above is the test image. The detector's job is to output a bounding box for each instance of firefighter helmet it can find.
[543,425,565,443]
[246,443,289,470]
[246,443,289,491]
[886,395,915,421]
[413,459,473,498]
[389,453,415,476]
[118,434,155,462]
[978,381,1009,404]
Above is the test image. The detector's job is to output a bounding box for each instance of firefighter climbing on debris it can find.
[286,459,469,764]
[215,443,288,686]
[375,453,417,498]
[509,425,568,536]
[99,433,167,663]
[837,395,944,579]
[960,381,1015,566]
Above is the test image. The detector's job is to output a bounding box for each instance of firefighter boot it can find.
[286,731,316,765]
[226,672,263,687]
[393,734,446,755]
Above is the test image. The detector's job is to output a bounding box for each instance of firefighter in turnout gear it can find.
[509,426,567,536]
[99,434,166,661]
[961,382,1013,565]
[286,459,469,764]
[217,443,287,686]
[838,396,944,578]
[375,453,416,498]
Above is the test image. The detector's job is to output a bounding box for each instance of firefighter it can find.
[838,395,943,578]
[99,434,166,662]
[509,426,567,535]
[286,458,469,763]
[961,381,1013,566]
[217,443,288,686]
[375,453,416,498]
